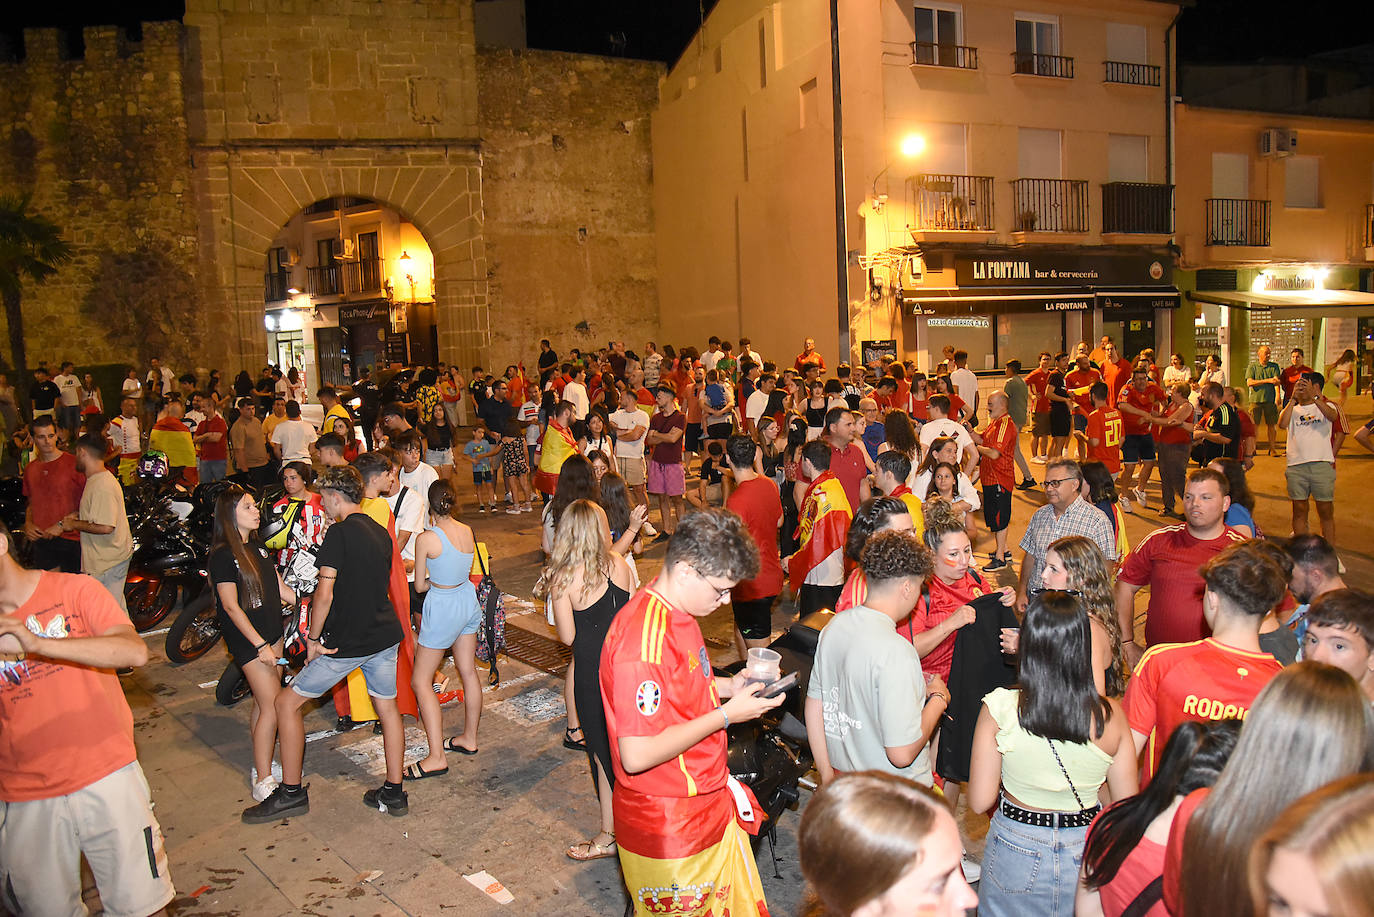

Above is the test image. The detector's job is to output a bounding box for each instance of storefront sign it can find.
[338,302,387,322]
[1098,292,1181,310]
[861,339,899,365]
[954,252,1171,287]
[926,316,991,328]
[911,295,1092,316]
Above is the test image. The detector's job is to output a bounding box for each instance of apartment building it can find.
[653,0,1181,373]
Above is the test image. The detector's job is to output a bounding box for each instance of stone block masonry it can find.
[478,47,663,373]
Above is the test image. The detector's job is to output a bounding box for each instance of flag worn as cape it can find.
[788,471,852,586]
[534,420,577,495]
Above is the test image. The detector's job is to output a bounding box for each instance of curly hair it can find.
[883,410,918,461]
[1200,540,1289,617]
[859,530,933,585]
[921,497,965,551]
[537,499,611,604]
[1048,535,1125,696]
[665,509,759,582]
[317,464,364,504]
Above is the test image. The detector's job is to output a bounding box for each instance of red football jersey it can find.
[1065,368,1102,416]
[1118,383,1167,436]
[979,414,1017,489]
[1118,525,1247,646]
[1026,368,1051,413]
[1086,407,1124,474]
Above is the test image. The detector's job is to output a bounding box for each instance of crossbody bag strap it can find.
[1047,739,1087,811]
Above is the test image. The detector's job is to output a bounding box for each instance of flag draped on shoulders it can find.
[788,471,852,586]
[535,420,577,495]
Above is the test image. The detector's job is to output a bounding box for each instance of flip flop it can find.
[563,726,587,751]
[566,836,618,861]
[402,762,449,780]
[444,737,478,756]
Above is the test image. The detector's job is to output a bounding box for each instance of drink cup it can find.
[745,647,781,686]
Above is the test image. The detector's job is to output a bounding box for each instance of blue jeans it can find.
[978,808,1087,916]
[198,459,227,483]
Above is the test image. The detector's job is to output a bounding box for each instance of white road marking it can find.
[197,680,219,689]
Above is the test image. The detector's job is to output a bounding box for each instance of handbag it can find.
[473,549,507,686]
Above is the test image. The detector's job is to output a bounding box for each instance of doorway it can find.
[1102,308,1155,363]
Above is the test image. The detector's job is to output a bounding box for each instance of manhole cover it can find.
[504,626,572,678]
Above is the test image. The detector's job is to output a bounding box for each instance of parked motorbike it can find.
[215,596,311,706]
[159,479,240,663]
[124,487,200,632]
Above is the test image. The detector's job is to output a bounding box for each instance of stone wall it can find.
[478,47,662,373]
[0,22,205,372]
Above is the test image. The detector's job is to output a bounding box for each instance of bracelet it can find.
[306,634,320,643]
[927,692,949,706]
[719,706,729,729]
[253,641,268,651]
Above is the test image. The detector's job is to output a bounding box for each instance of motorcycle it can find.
[215,596,311,706]
[158,479,242,663]
[124,486,200,633]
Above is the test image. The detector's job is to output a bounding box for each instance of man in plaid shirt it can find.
[1014,458,1117,611]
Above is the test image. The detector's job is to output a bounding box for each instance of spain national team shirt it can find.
[1117,524,1247,646]
[1118,383,1167,437]
[979,414,1017,489]
[1086,407,1124,474]
[903,570,990,680]
[1124,638,1282,783]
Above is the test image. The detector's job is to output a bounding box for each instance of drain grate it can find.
[503,626,572,678]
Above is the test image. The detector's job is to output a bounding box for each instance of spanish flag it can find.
[534,420,577,495]
[788,471,852,587]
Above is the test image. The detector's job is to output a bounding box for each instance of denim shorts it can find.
[472,469,493,485]
[979,807,1088,917]
[290,643,399,700]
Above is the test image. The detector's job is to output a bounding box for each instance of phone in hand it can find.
[759,671,799,699]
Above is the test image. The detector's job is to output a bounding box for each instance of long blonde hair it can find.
[537,499,611,605]
[1047,535,1125,695]
[1249,774,1374,917]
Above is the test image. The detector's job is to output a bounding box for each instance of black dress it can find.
[209,543,284,667]
[572,577,632,787]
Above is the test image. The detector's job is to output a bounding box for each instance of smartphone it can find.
[759,671,799,698]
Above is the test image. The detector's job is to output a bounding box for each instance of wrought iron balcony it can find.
[1011,50,1074,78]
[264,271,290,303]
[306,257,384,297]
[1012,178,1089,233]
[1103,60,1161,86]
[1102,182,1174,234]
[908,174,995,231]
[1205,199,1271,247]
[911,41,978,70]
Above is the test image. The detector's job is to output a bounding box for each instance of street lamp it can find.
[397,251,415,302]
[872,133,926,211]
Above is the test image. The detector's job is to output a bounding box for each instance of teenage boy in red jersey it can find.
[600,510,783,916]
[975,390,1017,570]
[1124,540,1286,782]
[1116,365,1167,508]
[1026,351,1053,462]
[1084,383,1123,476]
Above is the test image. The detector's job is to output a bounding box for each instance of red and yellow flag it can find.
[788,471,852,586]
[534,420,577,495]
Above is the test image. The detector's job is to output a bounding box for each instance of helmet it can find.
[260,499,301,552]
[136,451,170,481]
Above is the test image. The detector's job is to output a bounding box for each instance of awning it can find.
[1187,288,1374,320]
[905,286,1179,315]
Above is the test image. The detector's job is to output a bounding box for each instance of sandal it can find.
[402,762,449,780]
[444,737,478,756]
[566,834,617,861]
[563,726,587,751]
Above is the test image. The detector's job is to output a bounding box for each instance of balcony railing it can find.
[306,257,385,297]
[1012,178,1089,232]
[264,271,289,303]
[1103,60,1161,86]
[911,41,979,70]
[1365,204,1374,248]
[1011,50,1074,78]
[1102,182,1174,234]
[908,173,995,231]
[1205,199,1271,246]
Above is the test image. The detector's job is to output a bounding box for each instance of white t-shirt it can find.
[183,409,205,437]
[53,373,81,407]
[106,415,141,455]
[388,485,427,562]
[121,377,142,398]
[609,408,648,459]
[912,469,981,510]
[563,382,590,420]
[399,460,440,510]
[950,367,979,410]
[271,418,317,461]
[918,417,974,455]
[1286,402,1334,466]
[701,349,722,372]
[1162,365,1191,389]
[745,389,770,426]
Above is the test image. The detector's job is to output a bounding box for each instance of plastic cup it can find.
[745,647,781,685]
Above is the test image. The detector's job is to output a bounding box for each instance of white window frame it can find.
[913,2,964,47]
[1014,12,1061,57]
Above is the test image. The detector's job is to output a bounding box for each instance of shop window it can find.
[1284,156,1321,209]
[999,312,1065,364]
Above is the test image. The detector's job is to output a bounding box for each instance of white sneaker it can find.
[1031,455,1047,464]
[520,502,534,512]
[1132,487,1148,509]
[252,776,279,802]
[961,853,981,883]
[1118,494,1132,514]
[641,521,659,538]
[505,505,522,515]
[1339,555,1347,575]
[250,761,284,786]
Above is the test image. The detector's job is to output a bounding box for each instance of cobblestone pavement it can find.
[111,404,1372,915]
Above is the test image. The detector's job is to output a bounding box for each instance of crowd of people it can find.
[1,330,1372,917]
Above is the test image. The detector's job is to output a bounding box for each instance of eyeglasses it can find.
[1043,478,1077,489]
[689,565,733,601]
[1029,587,1082,597]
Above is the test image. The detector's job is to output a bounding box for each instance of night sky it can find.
[2,0,1371,67]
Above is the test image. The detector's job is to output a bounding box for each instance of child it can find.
[687,441,727,509]
[462,424,501,512]
[1083,381,1125,504]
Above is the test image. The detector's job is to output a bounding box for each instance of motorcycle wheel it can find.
[164,592,221,664]
[125,579,180,632]
[215,661,252,707]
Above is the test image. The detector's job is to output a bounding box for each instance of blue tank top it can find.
[426,525,473,587]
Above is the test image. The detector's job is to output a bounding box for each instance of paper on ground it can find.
[464,871,514,904]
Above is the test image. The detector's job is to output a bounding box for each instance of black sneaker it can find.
[1016,479,1038,491]
[364,783,409,817]
[336,716,357,732]
[651,531,671,544]
[242,784,309,824]
[983,557,1007,571]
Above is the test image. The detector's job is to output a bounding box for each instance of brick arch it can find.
[212,149,487,374]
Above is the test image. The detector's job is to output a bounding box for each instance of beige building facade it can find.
[654,0,1181,372]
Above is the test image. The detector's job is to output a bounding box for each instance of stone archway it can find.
[193,144,487,377]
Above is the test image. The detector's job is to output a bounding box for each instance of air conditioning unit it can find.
[333,238,358,261]
[283,248,300,267]
[1259,128,1297,158]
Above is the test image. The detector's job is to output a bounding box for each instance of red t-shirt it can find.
[979,414,1017,489]
[1090,808,1169,917]
[1118,525,1248,646]
[1066,368,1102,415]
[1279,364,1311,402]
[946,393,967,421]
[0,572,138,801]
[1118,383,1167,437]
[908,395,930,421]
[904,570,992,679]
[1237,408,1255,439]
[22,451,85,542]
[1086,407,1124,474]
[829,443,868,511]
[1124,638,1282,783]
[1164,788,1209,915]
[198,414,229,461]
[1026,368,1051,413]
[725,478,784,602]
[874,390,902,412]
[648,410,686,465]
[1102,358,1134,404]
[1157,402,1192,445]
